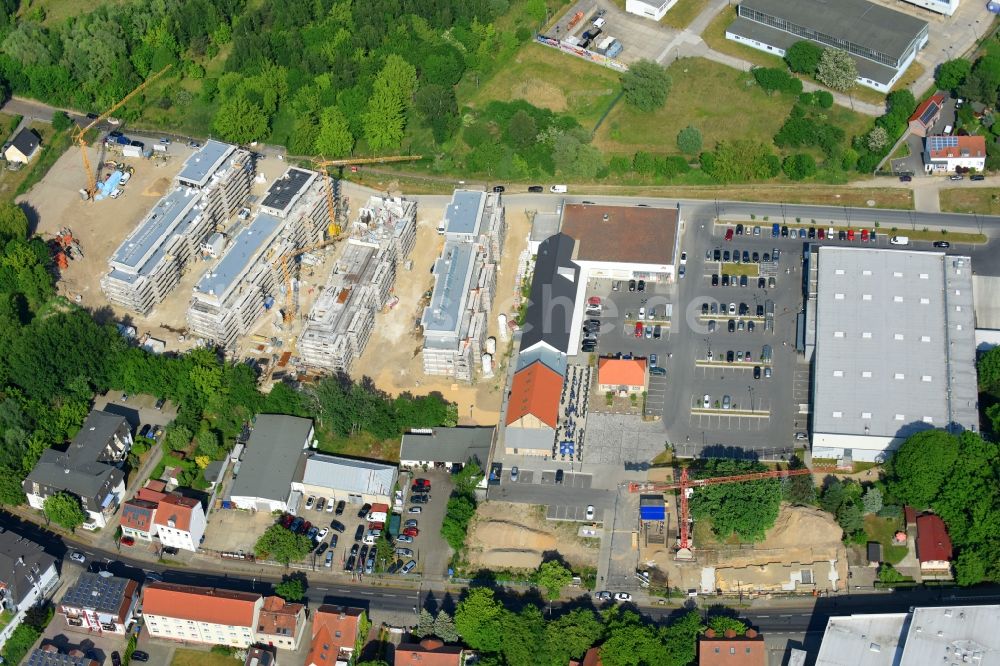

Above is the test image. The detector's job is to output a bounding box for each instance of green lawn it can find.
[940,188,1000,215]
[864,515,908,565]
[462,42,622,128]
[661,0,710,30]
[171,650,240,666]
[703,7,785,70]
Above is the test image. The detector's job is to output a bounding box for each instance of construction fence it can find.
[535,34,629,73]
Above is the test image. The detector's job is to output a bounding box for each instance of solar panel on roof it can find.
[928,136,958,151]
[918,101,939,125]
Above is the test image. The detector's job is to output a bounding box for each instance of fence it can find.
[535,35,629,73]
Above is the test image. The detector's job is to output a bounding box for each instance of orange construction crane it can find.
[630,465,833,555]
[312,155,422,237]
[75,64,172,200]
[273,237,342,325]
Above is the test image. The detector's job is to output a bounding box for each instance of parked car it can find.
[492,185,506,193]
[401,560,417,574]
[112,652,122,666]
[306,526,319,541]
[345,555,356,571]
[404,519,419,528]
[396,534,414,543]
[120,537,135,547]
[357,503,372,519]
[305,496,316,510]
[595,591,613,601]
[335,500,346,515]
[754,366,761,380]
[315,497,326,512]
[528,185,544,192]
[555,469,565,484]
[722,395,731,410]
[403,527,420,537]
[326,498,335,513]
[70,551,86,564]
[407,506,422,514]
[614,593,632,602]
[586,505,595,520]
[397,548,414,558]
[354,525,365,541]
[131,652,149,663]
[933,241,951,248]
[316,542,329,557]
[637,280,645,292]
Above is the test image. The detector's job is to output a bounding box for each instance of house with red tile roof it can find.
[923,134,986,173]
[504,359,563,456]
[118,482,206,552]
[569,647,603,666]
[119,499,158,542]
[598,358,647,394]
[395,638,464,666]
[916,513,952,574]
[699,628,766,666]
[256,596,306,651]
[306,605,364,666]
[908,94,945,137]
[141,583,263,648]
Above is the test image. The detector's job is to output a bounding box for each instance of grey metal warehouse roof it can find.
[177,140,236,188]
[898,605,1000,665]
[296,452,396,497]
[811,248,978,441]
[229,415,313,503]
[815,613,908,666]
[739,0,927,62]
[443,190,487,236]
[399,427,495,464]
[194,212,283,299]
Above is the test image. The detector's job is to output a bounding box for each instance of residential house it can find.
[306,605,364,666]
[58,573,139,635]
[141,582,262,648]
[504,359,563,457]
[4,128,41,164]
[24,645,98,666]
[119,499,158,543]
[597,357,648,395]
[395,638,464,666]
[24,410,132,529]
[923,135,987,173]
[916,513,952,574]
[0,528,60,614]
[908,94,945,137]
[699,628,766,666]
[119,481,206,552]
[256,596,306,651]
[229,415,314,513]
[245,647,276,666]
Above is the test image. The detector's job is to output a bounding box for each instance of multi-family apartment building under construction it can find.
[100,141,253,315]
[298,196,417,372]
[185,167,332,350]
[421,190,506,381]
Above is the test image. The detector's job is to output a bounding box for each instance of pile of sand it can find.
[723,504,845,568]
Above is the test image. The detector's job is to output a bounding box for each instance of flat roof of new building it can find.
[443,190,487,236]
[422,241,476,335]
[560,204,678,267]
[898,605,1000,665]
[738,0,927,62]
[815,613,909,666]
[261,168,316,216]
[177,140,236,188]
[110,187,202,274]
[812,247,978,442]
[726,17,899,85]
[194,212,283,299]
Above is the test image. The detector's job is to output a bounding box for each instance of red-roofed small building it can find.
[141,583,263,648]
[924,134,987,173]
[908,94,945,137]
[306,605,364,666]
[598,357,648,395]
[256,596,306,651]
[395,638,464,666]
[916,513,952,574]
[504,359,564,457]
[699,628,766,666]
[118,482,206,552]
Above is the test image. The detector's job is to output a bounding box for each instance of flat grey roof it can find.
[727,17,900,85]
[110,187,202,274]
[194,212,283,299]
[422,241,476,335]
[812,248,978,440]
[261,168,315,215]
[400,427,495,464]
[444,190,487,236]
[739,0,927,62]
[531,212,561,244]
[898,605,1000,665]
[298,453,396,496]
[815,613,908,666]
[177,140,235,187]
[230,415,312,503]
[61,572,132,614]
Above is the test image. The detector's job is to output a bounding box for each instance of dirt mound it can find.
[511,79,567,112]
[144,177,171,197]
[722,504,845,568]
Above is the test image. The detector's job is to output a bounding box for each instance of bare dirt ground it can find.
[353,203,532,426]
[17,142,292,352]
[465,501,600,571]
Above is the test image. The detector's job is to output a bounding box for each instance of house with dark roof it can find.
[119,499,158,542]
[399,427,496,470]
[4,128,40,164]
[58,572,139,635]
[24,410,132,529]
[244,647,275,666]
[395,638,464,666]
[306,605,364,666]
[519,232,580,357]
[229,414,313,513]
[909,94,946,137]
[916,513,952,575]
[0,528,59,613]
[256,595,306,651]
[24,645,98,666]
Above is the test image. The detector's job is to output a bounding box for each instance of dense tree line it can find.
[688,458,782,542]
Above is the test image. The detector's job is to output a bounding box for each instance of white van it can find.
[550,184,568,193]
[593,17,606,29]
[889,235,910,246]
[943,124,953,135]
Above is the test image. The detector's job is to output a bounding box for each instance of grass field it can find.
[26,0,126,24]
[939,187,1000,215]
[721,262,759,276]
[864,515,908,565]
[171,650,239,666]
[661,0,710,29]
[462,43,622,128]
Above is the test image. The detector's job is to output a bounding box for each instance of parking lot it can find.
[548,0,678,66]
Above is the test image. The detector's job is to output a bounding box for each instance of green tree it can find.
[837,499,864,535]
[363,85,406,151]
[817,48,858,92]
[502,605,546,666]
[782,456,816,506]
[820,478,845,514]
[877,563,907,584]
[0,475,26,506]
[620,60,672,112]
[455,587,505,652]
[706,615,748,636]
[977,346,1000,391]
[315,107,354,157]
[414,84,459,144]
[433,610,459,643]
[676,126,702,155]
[213,95,269,144]
[0,202,29,243]
[661,610,704,666]
[254,524,312,565]
[753,67,802,95]
[273,575,305,601]
[414,608,435,637]
[535,559,573,600]
[600,610,660,666]
[689,459,782,542]
[862,486,884,515]
[506,109,538,150]
[936,58,972,91]
[782,153,816,180]
[785,41,823,74]
[51,110,72,131]
[43,492,85,530]
[543,608,603,666]
[883,429,960,508]
[815,90,834,108]
[866,126,890,152]
[702,140,781,183]
[440,494,476,551]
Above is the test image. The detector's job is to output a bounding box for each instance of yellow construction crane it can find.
[75,64,172,200]
[311,155,422,237]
